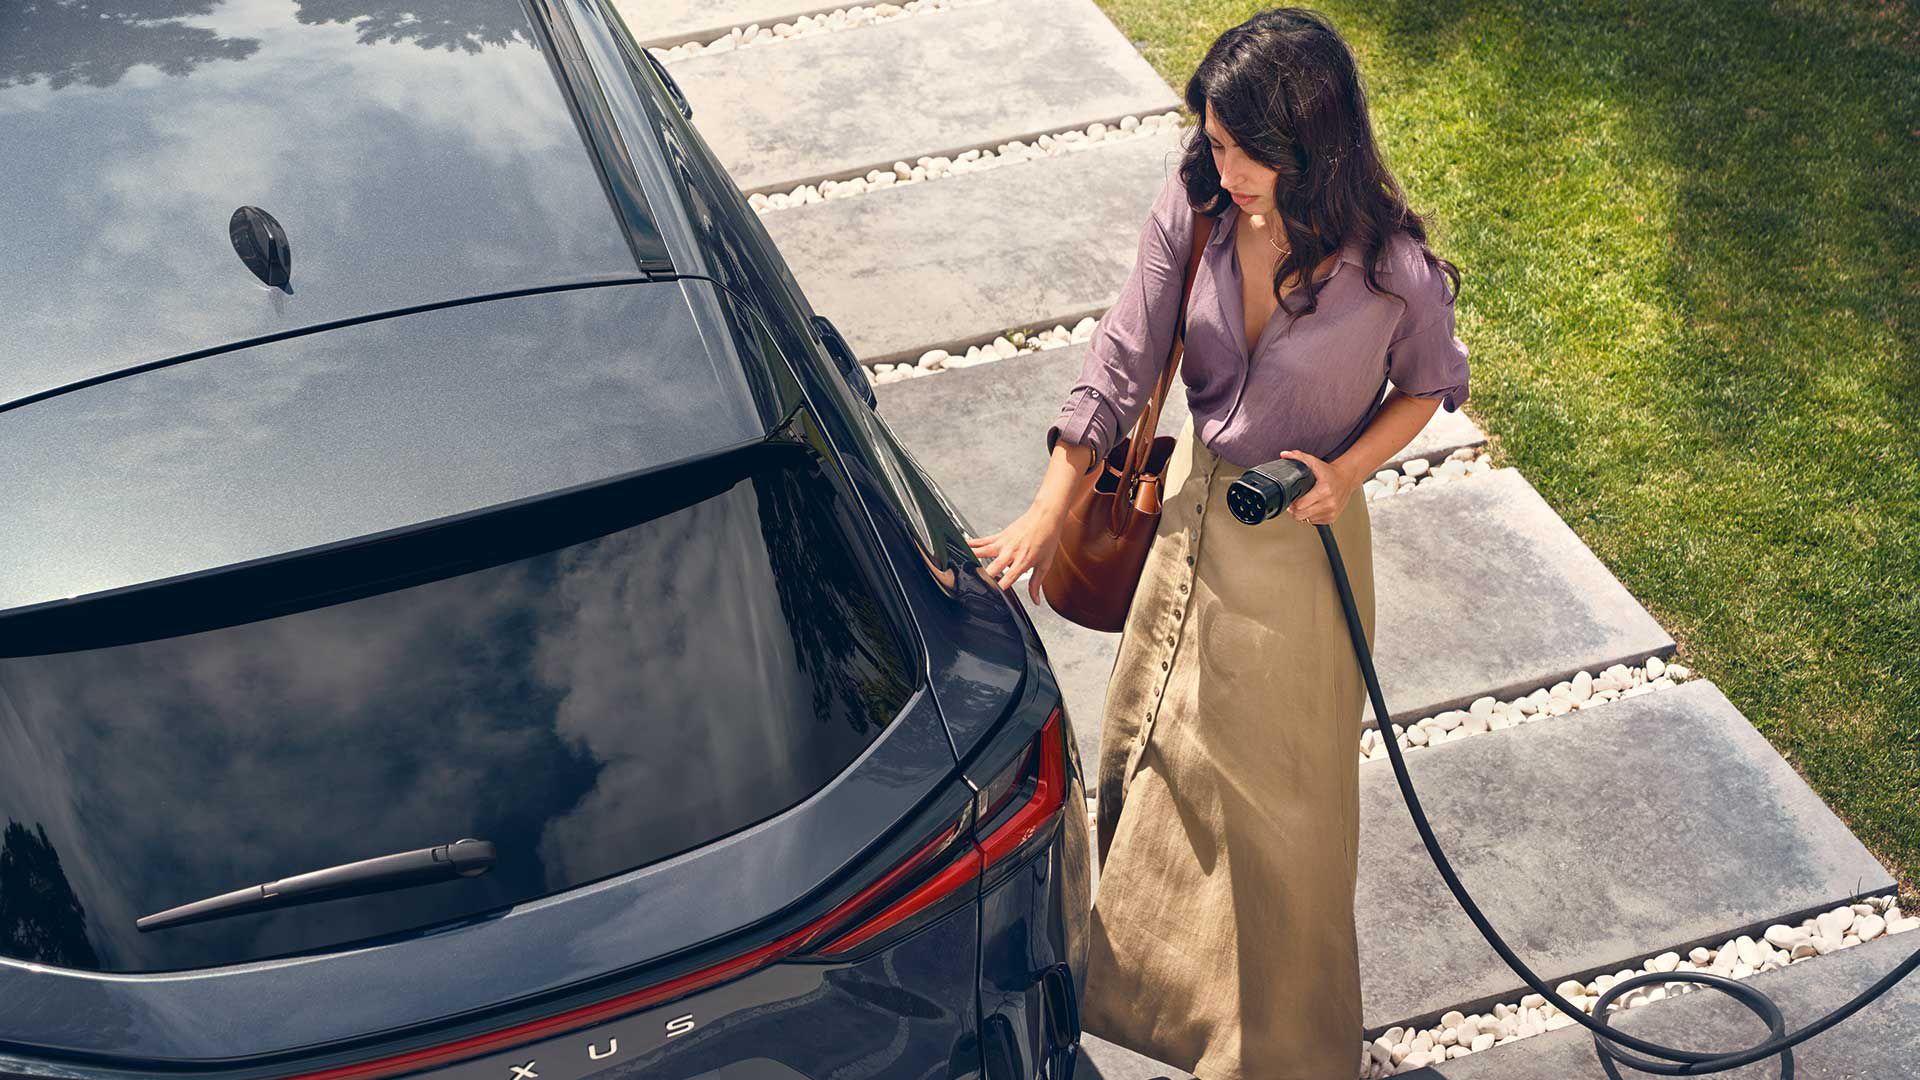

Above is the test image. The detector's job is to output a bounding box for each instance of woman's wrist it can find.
[1329,454,1370,492]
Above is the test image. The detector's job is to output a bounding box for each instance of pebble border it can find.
[647,0,991,62]
[1358,894,1917,1075]
[869,316,1103,383]
[1357,654,1691,764]
[745,112,1190,209]
[1361,446,1492,502]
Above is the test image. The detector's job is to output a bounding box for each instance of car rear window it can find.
[0,440,919,973]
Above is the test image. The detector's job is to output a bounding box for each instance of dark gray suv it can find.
[0,3,1091,1078]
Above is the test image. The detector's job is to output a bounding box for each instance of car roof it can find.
[0,0,670,410]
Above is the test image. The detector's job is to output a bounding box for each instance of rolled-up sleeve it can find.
[1045,174,1190,474]
[1386,255,1471,413]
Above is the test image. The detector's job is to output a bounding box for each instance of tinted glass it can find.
[0,442,918,973]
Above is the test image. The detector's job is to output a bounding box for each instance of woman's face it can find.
[1203,109,1280,218]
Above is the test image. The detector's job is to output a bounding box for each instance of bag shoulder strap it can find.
[1106,208,1214,535]
[1116,207,1215,485]
[1164,208,1214,394]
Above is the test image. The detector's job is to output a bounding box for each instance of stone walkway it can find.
[613,2,1916,1076]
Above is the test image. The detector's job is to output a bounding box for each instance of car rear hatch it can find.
[0,281,998,1067]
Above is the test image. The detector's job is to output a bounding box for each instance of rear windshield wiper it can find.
[137,839,496,932]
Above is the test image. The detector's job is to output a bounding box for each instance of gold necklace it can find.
[1254,213,1289,258]
[1267,228,1289,257]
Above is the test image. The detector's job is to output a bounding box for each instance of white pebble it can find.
[1569,670,1594,702]
[1764,924,1808,950]
[1817,907,1855,939]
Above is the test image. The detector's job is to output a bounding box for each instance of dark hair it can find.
[1178,7,1460,329]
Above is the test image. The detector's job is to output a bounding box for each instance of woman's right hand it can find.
[967,439,1098,603]
[966,499,1068,604]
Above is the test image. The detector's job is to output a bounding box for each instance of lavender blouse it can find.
[1046,172,1471,473]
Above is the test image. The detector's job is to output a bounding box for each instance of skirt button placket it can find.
[1125,442,1226,792]
[1151,451,1222,714]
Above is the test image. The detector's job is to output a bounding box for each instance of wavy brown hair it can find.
[1178,7,1461,330]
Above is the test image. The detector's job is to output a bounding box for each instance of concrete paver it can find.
[661,0,1179,192]
[1360,467,1675,728]
[1356,679,1896,1030]
[768,124,1188,364]
[612,2,847,48]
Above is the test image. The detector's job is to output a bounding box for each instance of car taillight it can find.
[268,703,1069,1080]
[813,701,1067,957]
[973,702,1067,869]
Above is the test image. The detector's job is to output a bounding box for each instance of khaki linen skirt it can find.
[1083,411,1377,1080]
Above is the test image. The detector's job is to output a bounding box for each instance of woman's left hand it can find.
[1277,450,1358,526]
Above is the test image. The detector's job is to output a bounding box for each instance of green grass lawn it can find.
[1091,0,1919,908]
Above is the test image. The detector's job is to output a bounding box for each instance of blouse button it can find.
[1195,502,1203,513]
[1160,660,1169,671]
[1179,582,1188,593]
[1185,554,1194,566]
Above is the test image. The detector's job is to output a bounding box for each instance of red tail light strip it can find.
[814,844,984,955]
[276,814,971,1080]
[818,703,1067,955]
[975,704,1066,867]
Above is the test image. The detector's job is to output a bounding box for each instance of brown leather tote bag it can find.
[1041,209,1214,632]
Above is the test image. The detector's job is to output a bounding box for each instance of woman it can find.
[965,9,1470,1079]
